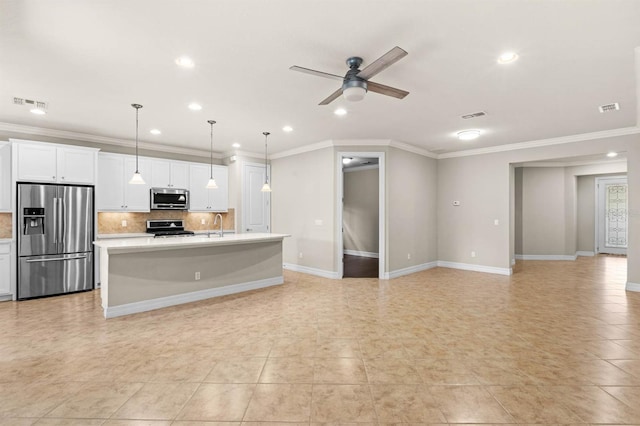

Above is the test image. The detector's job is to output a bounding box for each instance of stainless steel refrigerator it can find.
[17,183,94,300]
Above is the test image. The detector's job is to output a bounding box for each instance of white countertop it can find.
[94,232,289,253]
[97,233,150,239]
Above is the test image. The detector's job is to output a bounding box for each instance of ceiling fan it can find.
[290,46,410,105]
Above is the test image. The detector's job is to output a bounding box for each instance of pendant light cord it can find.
[131,103,143,173]
[263,132,270,184]
[208,120,216,179]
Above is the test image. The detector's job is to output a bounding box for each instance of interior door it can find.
[597,177,628,255]
[242,163,270,233]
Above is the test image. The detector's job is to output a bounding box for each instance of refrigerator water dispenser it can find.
[23,207,45,235]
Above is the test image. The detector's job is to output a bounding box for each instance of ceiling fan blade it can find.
[367,81,409,99]
[319,88,343,105]
[356,46,408,80]
[290,65,344,81]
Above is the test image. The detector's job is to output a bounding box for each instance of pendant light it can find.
[261,131,272,192]
[206,120,218,189]
[128,103,145,184]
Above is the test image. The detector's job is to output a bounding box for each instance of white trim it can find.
[438,127,640,159]
[271,139,437,160]
[4,125,213,158]
[515,254,578,261]
[626,282,640,292]
[344,250,379,258]
[384,262,438,279]
[389,140,438,158]
[270,140,334,159]
[520,159,627,168]
[437,261,512,276]
[336,151,386,279]
[283,263,340,279]
[344,164,379,173]
[103,276,283,318]
[576,251,595,257]
[224,150,264,161]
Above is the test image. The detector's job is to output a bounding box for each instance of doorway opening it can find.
[336,152,385,279]
[595,176,628,255]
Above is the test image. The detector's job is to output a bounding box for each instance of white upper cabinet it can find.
[97,153,150,212]
[0,143,11,211]
[188,164,228,212]
[150,159,189,189]
[13,140,97,184]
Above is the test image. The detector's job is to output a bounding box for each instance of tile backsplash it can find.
[0,213,11,238]
[98,208,235,235]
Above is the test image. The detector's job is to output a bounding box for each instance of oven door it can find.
[151,188,189,210]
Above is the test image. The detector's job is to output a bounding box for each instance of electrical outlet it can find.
[195,272,201,280]
[471,251,476,258]
[407,253,411,260]
[121,220,127,227]
[453,200,460,206]
[201,218,206,225]
[299,252,303,259]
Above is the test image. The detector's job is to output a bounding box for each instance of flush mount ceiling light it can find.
[129,103,145,185]
[457,129,481,141]
[206,120,218,189]
[342,157,353,165]
[150,129,161,135]
[497,51,519,64]
[175,56,195,68]
[282,125,293,132]
[334,108,347,116]
[607,152,618,158]
[261,132,272,192]
[188,103,202,111]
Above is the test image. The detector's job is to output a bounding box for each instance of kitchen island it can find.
[94,233,289,318]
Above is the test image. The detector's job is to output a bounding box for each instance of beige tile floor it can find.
[0,255,639,424]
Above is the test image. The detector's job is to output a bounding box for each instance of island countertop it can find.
[94,232,289,253]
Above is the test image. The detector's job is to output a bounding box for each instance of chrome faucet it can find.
[207,213,224,238]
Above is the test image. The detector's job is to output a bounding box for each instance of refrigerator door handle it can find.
[60,197,65,244]
[53,197,58,243]
[25,255,88,263]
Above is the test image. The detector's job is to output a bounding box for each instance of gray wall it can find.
[343,167,379,254]
[577,175,596,253]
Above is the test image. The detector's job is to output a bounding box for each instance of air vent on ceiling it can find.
[461,111,486,119]
[14,97,47,109]
[598,103,619,113]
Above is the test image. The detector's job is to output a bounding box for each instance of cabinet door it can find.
[57,147,95,184]
[188,164,210,211]
[150,160,171,188]
[123,157,151,211]
[170,162,189,188]
[0,253,10,295]
[97,154,125,210]
[209,165,229,212]
[16,143,57,182]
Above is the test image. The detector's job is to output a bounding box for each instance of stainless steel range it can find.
[146,219,195,237]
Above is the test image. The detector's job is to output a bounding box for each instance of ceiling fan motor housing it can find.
[342,57,368,101]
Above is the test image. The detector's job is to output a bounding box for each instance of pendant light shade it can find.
[128,103,145,185]
[206,120,218,189]
[261,131,271,192]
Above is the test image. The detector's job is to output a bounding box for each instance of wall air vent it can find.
[461,111,486,119]
[598,103,620,113]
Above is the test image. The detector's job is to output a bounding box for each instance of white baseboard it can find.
[626,282,640,292]
[283,263,341,279]
[383,261,438,279]
[515,254,577,261]
[104,276,283,319]
[344,249,379,259]
[437,261,512,276]
[576,251,595,257]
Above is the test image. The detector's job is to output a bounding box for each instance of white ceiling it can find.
[1,0,639,157]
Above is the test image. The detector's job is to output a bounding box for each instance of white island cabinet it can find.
[13,140,98,184]
[150,159,189,189]
[189,163,228,212]
[97,153,151,211]
[95,233,288,318]
[0,242,11,297]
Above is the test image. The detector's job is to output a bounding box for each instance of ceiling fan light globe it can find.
[343,85,367,102]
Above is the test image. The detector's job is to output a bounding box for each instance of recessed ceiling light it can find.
[175,56,195,68]
[150,129,162,135]
[457,129,481,141]
[30,108,46,115]
[334,108,347,116]
[282,125,293,132]
[607,152,618,158]
[497,52,519,64]
[342,157,353,164]
[188,103,202,111]
[232,142,241,148]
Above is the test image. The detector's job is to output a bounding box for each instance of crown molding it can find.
[269,140,334,159]
[437,126,640,159]
[222,149,264,160]
[0,121,217,158]
[270,138,438,160]
[519,159,627,168]
[389,140,438,158]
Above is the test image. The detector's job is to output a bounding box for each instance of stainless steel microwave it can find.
[150,188,189,210]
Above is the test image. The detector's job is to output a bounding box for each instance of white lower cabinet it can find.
[189,164,228,212]
[0,244,10,296]
[97,153,151,211]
